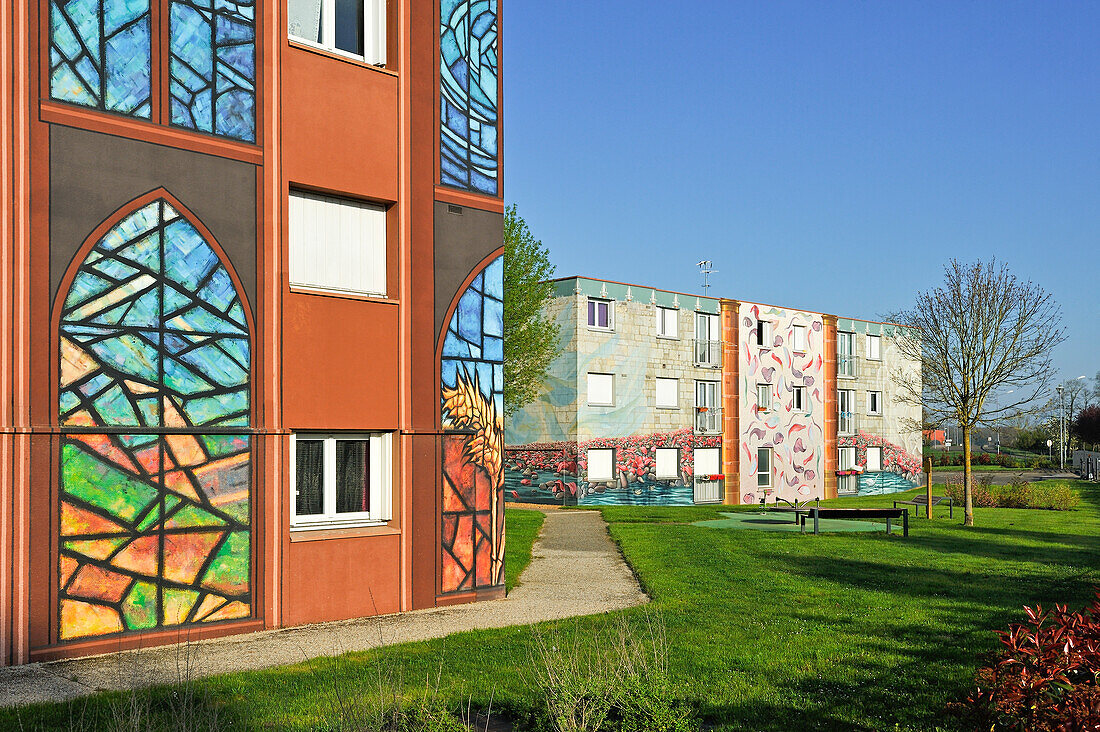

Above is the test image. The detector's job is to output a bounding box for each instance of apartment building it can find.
[0,0,504,665]
[505,277,922,507]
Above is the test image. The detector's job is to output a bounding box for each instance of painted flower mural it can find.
[506,428,722,506]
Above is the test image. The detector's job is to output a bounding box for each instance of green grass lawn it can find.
[7,485,1100,731]
[504,508,545,592]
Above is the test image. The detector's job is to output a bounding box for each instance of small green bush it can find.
[943,479,1079,510]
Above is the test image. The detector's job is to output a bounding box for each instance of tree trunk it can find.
[963,427,974,526]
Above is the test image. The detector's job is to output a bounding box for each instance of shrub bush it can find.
[943,479,1079,510]
[960,591,1100,731]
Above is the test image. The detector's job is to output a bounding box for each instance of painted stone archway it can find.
[56,195,252,640]
[439,254,504,594]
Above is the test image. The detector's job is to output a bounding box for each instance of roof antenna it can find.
[697,260,717,295]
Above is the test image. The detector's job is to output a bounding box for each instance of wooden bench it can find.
[893,495,953,519]
[798,507,909,537]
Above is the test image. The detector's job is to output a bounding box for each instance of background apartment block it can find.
[505,277,922,507]
[0,0,504,665]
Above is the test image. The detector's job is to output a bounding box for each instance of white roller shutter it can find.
[655,377,678,408]
[655,448,679,479]
[289,190,387,296]
[587,449,614,482]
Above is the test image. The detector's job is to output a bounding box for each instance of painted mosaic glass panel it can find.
[49,0,153,118]
[440,256,504,592]
[170,0,256,142]
[440,0,499,195]
[58,198,251,640]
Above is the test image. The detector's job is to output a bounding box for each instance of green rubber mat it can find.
[692,511,893,533]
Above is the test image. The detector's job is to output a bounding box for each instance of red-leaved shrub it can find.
[963,591,1100,730]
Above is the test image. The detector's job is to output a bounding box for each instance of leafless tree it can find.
[892,259,1065,526]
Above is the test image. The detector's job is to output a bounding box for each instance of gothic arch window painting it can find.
[440,0,499,196]
[57,197,252,641]
[49,0,153,118]
[440,255,504,593]
[169,0,256,142]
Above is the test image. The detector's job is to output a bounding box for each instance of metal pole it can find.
[1061,387,1066,470]
[925,457,933,520]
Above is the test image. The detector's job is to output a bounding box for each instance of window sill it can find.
[655,406,680,410]
[290,523,399,542]
[287,38,396,76]
[656,335,679,341]
[288,285,399,305]
[586,326,614,333]
[587,403,615,408]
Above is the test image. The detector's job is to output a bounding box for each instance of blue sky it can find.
[502,0,1099,383]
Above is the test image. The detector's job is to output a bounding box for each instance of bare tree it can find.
[892,259,1065,526]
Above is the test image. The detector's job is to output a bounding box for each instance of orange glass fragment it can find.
[60,599,123,640]
[61,501,128,536]
[162,532,224,584]
[68,564,132,603]
[111,535,160,577]
[201,600,249,623]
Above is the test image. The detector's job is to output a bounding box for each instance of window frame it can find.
[756,383,772,411]
[868,390,882,416]
[866,334,882,361]
[655,447,680,480]
[655,376,679,409]
[792,324,808,352]
[290,432,393,530]
[587,372,615,406]
[586,298,613,331]
[792,385,805,411]
[287,0,388,66]
[288,189,388,298]
[587,447,616,482]
[755,320,771,348]
[756,447,772,488]
[866,446,883,472]
[655,306,678,339]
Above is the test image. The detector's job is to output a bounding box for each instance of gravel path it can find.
[0,509,647,708]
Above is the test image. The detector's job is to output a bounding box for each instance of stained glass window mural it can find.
[57,197,252,640]
[49,0,153,118]
[440,0,499,196]
[169,0,256,142]
[440,255,504,593]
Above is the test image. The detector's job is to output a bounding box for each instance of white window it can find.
[837,331,855,377]
[289,190,387,297]
[655,447,680,480]
[756,320,771,347]
[756,383,772,411]
[587,448,615,482]
[866,334,881,360]
[291,433,392,528]
[288,0,387,65]
[756,447,771,488]
[792,325,808,352]
[587,372,614,406]
[866,446,882,472]
[587,299,612,330]
[838,446,856,470]
[868,391,882,415]
[694,312,720,365]
[838,389,856,434]
[792,385,805,411]
[694,447,721,477]
[656,306,678,338]
[655,377,678,408]
[695,380,720,433]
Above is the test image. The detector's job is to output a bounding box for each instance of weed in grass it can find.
[530,610,699,732]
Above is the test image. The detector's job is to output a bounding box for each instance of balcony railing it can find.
[837,355,859,378]
[837,410,859,436]
[694,406,722,434]
[693,339,722,368]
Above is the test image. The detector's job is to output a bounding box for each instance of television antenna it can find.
[697,260,717,295]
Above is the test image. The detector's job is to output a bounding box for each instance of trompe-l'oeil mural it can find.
[440,256,505,594]
[57,196,251,640]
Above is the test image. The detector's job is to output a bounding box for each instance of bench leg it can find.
[886,517,891,535]
[903,511,909,537]
[813,509,819,535]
